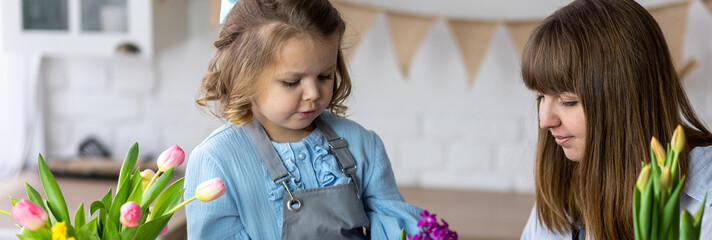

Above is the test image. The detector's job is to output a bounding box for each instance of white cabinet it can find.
[1,0,186,58]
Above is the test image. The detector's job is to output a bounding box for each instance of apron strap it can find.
[245,115,360,204]
[313,117,357,173]
[244,120,291,184]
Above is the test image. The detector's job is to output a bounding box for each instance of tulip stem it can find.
[166,196,197,215]
[145,170,163,191]
[0,209,10,216]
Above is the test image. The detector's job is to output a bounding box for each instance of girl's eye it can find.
[318,74,334,81]
[561,101,578,107]
[536,95,544,102]
[282,81,300,88]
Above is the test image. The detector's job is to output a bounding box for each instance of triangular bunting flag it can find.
[648,1,691,69]
[704,0,712,16]
[386,12,435,76]
[446,19,498,85]
[505,20,540,57]
[332,1,379,60]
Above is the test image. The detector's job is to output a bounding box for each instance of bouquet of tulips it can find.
[634,125,707,240]
[399,210,457,240]
[0,143,226,240]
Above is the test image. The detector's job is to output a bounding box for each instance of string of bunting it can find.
[332,0,703,83]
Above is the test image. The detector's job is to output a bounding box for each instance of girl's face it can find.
[537,92,587,161]
[251,34,338,142]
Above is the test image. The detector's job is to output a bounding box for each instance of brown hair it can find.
[521,0,712,238]
[196,0,351,126]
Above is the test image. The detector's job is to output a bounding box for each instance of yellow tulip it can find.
[671,125,686,152]
[651,137,666,167]
[660,165,672,191]
[140,169,156,191]
[636,164,651,192]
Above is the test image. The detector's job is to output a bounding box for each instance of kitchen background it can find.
[1,0,712,239]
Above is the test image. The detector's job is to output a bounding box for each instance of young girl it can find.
[184,0,422,239]
[519,0,712,239]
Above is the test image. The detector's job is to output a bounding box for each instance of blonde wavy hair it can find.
[196,0,351,126]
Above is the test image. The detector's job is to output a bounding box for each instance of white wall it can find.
[37,0,712,192]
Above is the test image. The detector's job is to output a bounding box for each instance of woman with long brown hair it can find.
[520,0,712,239]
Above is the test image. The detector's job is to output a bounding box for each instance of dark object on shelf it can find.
[47,158,158,179]
[78,137,111,158]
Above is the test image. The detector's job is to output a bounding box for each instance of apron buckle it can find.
[277,177,303,212]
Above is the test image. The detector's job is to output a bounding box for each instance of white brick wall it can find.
[38,0,712,193]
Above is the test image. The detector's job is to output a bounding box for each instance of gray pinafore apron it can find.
[245,117,370,239]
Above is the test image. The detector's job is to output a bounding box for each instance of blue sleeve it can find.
[184,147,251,240]
[360,131,423,239]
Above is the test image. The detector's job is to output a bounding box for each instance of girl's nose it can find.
[539,102,560,130]
[302,80,320,101]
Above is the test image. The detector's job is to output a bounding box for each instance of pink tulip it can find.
[157,145,185,172]
[119,201,141,228]
[160,225,168,235]
[196,178,226,202]
[11,199,48,231]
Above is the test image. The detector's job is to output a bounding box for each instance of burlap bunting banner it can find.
[447,19,498,84]
[505,21,540,58]
[648,1,691,69]
[385,12,436,76]
[332,1,379,60]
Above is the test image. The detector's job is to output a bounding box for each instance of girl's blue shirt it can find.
[184,112,422,239]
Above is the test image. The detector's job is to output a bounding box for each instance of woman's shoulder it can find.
[686,145,712,203]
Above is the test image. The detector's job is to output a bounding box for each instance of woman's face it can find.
[537,92,587,161]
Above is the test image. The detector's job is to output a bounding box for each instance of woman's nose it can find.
[539,102,560,130]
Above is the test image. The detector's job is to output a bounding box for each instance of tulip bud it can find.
[157,145,185,172]
[671,125,685,152]
[120,201,141,228]
[651,137,666,167]
[636,165,651,192]
[11,199,48,231]
[196,178,226,202]
[140,169,156,191]
[660,165,672,191]
[160,226,168,235]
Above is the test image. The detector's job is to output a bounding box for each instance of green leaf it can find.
[119,227,138,240]
[133,213,173,240]
[102,214,120,240]
[140,168,174,208]
[90,201,107,216]
[109,178,132,231]
[76,219,101,240]
[118,143,139,194]
[660,176,685,239]
[680,210,696,240]
[9,195,19,206]
[151,178,185,218]
[75,202,86,230]
[640,179,654,240]
[24,184,45,211]
[693,192,707,233]
[42,200,58,227]
[126,169,144,205]
[633,188,641,240]
[399,228,406,240]
[37,154,71,227]
[16,227,52,239]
